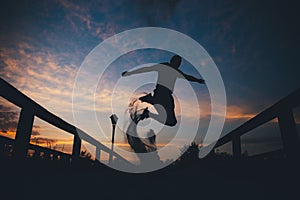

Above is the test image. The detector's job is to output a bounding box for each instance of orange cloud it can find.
[30,137,74,154]
[0,42,78,122]
[0,131,16,139]
[225,105,256,120]
[59,0,92,31]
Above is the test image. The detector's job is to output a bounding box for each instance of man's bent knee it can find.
[165,118,177,127]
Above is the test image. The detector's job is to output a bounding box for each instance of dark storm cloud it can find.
[0,111,18,133]
[0,104,14,112]
[31,130,41,136]
[30,137,57,145]
[0,104,41,136]
[0,110,42,136]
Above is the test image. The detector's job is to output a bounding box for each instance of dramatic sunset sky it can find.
[1,0,299,161]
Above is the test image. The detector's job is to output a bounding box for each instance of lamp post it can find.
[109,114,118,144]
[109,114,118,164]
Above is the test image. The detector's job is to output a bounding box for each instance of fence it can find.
[0,77,133,167]
[214,87,300,158]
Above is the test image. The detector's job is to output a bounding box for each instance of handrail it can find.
[0,77,83,136]
[214,87,300,158]
[0,135,72,158]
[215,88,300,147]
[0,77,133,167]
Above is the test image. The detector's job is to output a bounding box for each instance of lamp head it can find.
[110,114,118,125]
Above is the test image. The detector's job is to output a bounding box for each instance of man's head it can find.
[170,55,182,69]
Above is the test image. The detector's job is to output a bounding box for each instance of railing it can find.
[0,135,72,161]
[0,77,133,167]
[214,87,300,158]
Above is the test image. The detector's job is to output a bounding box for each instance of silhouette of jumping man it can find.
[122,55,205,127]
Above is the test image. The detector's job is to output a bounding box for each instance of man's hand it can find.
[122,71,129,76]
[198,78,205,84]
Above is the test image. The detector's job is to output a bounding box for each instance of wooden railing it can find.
[0,135,73,161]
[0,77,133,167]
[214,87,300,158]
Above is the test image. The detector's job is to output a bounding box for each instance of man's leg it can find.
[147,104,177,127]
[139,91,177,126]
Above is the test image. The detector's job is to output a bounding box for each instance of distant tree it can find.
[178,142,200,164]
[214,149,233,160]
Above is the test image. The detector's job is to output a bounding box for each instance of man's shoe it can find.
[139,93,153,104]
[140,107,149,120]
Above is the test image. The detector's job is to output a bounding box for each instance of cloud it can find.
[0,110,19,136]
[58,0,121,40]
[226,105,255,120]
[59,0,92,31]
[31,130,41,136]
[30,137,57,144]
[0,102,45,138]
[0,42,78,120]
[30,136,74,154]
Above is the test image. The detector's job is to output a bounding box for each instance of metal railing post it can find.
[14,108,34,158]
[278,109,299,158]
[96,147,101,161]
[72,134,81,161]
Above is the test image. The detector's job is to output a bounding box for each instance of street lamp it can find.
[109,114,118,165]
[109,114,118,144]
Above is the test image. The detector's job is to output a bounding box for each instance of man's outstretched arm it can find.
[122,65,158,77]
[180,71,205,84]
